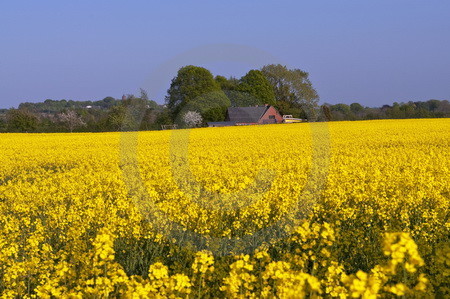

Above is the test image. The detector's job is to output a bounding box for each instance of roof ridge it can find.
[226,105,271,123]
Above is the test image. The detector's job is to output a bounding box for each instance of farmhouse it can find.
[208,105,283,127]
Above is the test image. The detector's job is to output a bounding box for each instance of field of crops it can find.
[0,119,449,298]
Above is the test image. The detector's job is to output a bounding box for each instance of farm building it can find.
[208,105,283,127]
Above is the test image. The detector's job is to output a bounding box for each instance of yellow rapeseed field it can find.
[0,119,449,298]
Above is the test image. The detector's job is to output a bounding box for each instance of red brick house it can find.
[208,105,283,127]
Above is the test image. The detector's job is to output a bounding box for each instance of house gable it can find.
[258,106,283,124]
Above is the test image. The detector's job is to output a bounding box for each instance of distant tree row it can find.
[0,90,167,133]
[18,97,121,113]
[320,100,450,121]
[0,64,448,133]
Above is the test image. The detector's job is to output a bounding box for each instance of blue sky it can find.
[1,0,449,108]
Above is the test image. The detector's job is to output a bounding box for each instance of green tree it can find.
[436,100,450,117]
[0,114,6,132]
[237,70,276,106]
[216,75,258,107]
[261,64,319,120]
[154,108,173,129]
[400,102,416,118]
[275,100,306,118]
[105,105,135,131]
[6,109,39,132]
[350,103,364,113]
[223,91,261,107]
[330,103,352,120]
[426,99,440,112]
[182,90,231,123]
[166,65,222,118]
[96,97,117,109]
[215,75,239,91]
[105,105,124,131]
[116,94,154,130]
[331,103,351,114]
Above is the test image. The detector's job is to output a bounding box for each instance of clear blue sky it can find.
[1,0,449,108]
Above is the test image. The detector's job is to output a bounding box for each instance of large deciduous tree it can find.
[216,75,257,107]
[215,75,239,91]
[216,72,275,107]
[166,66,223,118]
[261,64,319,120]
[237,70,276,106]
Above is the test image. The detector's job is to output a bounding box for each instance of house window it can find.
[269,115,275,119]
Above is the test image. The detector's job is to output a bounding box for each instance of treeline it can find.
[322,100,450,121]
[0,90,172,133]
[0,64,449,133]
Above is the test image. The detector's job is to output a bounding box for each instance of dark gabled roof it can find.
[207,121,236,127]
[227,106,269,123]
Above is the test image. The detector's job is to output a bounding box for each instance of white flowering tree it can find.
[59,110,86,132]
[183,111,203,128]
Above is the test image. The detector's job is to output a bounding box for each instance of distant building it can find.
[208,105,283,127]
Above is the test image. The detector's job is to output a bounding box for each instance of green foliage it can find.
[261,64,319,120]
[139,109,159,131]
[104,95,159,131]
[181,90,231,123]
[216,71,275,107]
[323,100,450,121]
[105,105,128,131]
[154,109,173,128]
[18,97,122,113]
[216,75,259,107]
[6,109,39,132]
[276,100,306,119]
[222,91,260,107]
[237,70,276,106]
[0,110,7,132]
[350,103,364,113]
[328,104,354,120]
[0,119,6,133]
[215,75,239,91]
[331,103,351,115]
[166,65,222,118]
[261,64,318,104]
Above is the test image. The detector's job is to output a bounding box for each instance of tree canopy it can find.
[166,65,222,118]
[261,64,319,119]
[237,70,276,106]
[181,90,231,123]
[6,109,39,132]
